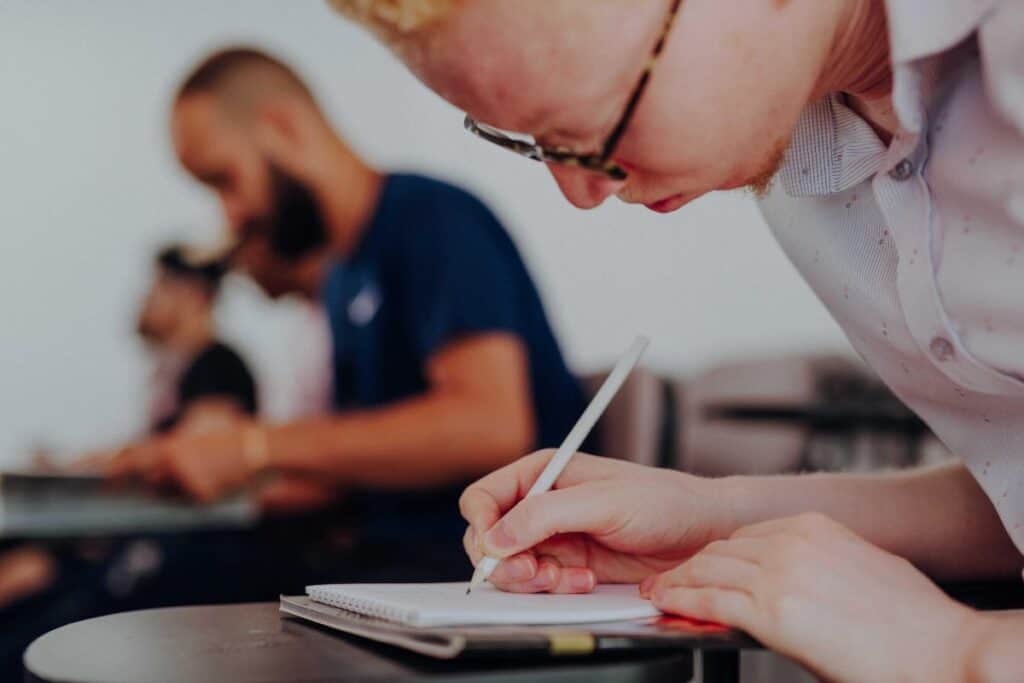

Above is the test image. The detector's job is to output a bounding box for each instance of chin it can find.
[644,196,686,213]
[641,190,705,214]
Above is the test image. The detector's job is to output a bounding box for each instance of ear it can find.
[251,98,318,180]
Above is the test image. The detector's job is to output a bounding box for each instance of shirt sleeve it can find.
[391,192,523,362]
[179,345,259,416]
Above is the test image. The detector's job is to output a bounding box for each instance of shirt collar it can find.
[779,94,888,197]
[778,0,997,198]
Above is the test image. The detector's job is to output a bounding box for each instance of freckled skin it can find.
[395,0,877,212]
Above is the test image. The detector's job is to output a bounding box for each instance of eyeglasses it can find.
[463,0,683,181]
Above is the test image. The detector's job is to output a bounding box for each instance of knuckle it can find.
[528,449,558,467]
[678,558,705,583]
[693,590,719,617]
[649,573,671,600]
[661,565,688,587]
[457,488,477,517]
[793,511,833,536]
[512,498,542,536]
[704,539,730,554]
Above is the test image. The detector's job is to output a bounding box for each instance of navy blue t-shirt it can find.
[321,173,585,540]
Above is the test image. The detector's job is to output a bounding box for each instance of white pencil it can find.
[467,335,650,594]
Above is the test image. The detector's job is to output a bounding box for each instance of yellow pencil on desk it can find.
[467,335,651,595]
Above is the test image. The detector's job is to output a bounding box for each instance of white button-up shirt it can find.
[760,0,1024,550]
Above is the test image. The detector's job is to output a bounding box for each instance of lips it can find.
[645,193,688,213]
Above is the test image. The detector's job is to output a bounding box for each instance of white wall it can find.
[0,0,852,463]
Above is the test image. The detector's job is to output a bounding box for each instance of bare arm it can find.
[727,462,1023,580]
[107,333,537,501]
[264,332,536,489]
[176,398,249,433]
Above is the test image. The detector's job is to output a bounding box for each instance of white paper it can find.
[306,582,661,627]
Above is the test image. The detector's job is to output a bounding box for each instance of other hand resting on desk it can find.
[461,451,1024,682]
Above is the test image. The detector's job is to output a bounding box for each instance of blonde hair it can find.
[328,0,457,42]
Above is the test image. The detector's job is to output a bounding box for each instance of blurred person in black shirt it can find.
[134,244,257,435]
[0,243,260,678]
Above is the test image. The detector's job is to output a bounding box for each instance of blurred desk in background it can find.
[0,471,257,539]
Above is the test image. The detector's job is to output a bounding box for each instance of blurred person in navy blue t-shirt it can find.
[111,48,585,578]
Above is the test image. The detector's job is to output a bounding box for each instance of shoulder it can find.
[383,174,508,256]
[389,173,497,224]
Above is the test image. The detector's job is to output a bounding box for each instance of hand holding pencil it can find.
[460,337,739,595]
[460,449,733,594]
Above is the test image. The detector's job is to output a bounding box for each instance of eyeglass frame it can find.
[463,0,683,182]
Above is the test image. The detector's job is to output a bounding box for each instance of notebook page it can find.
[306,582,661,627]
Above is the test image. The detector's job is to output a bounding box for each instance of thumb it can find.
[482,484,617,558]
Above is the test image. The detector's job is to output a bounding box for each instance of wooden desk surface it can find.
[24,603,696,683]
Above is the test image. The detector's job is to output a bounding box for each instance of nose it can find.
[547,164,625,210]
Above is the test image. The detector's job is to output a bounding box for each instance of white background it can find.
[0,0,851,463]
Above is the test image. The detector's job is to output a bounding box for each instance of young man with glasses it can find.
[334,0,1024,679]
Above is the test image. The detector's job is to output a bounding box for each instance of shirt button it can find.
[929,336,955,362]
[889,159,915,181]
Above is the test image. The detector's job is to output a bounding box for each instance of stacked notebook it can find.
[281,582,755,659]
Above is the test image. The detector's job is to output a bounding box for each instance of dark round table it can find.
[24,603,703,683]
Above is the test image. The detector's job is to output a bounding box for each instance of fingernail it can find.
[504,557,534,582]
[484,522,516,552]
[569,572,594,592]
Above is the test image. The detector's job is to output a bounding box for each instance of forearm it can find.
[725,462,1023,579]
[265,392,534,489]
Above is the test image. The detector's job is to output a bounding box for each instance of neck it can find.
[815,0,896,140]
[287,135,385,299]
[313,137,384,259]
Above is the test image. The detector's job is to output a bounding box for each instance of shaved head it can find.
[176,47,319,119]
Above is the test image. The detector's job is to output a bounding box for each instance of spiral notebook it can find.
[305,582,661,627]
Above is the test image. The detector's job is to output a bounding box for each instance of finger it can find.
[142,457,168,487]
[496,560,560,594]
[481,483,620,558]
[640,574,657,599]
[651,586,755,630]
[463,526,519,572]
[731,512,856,542]
[548,567,596,594]
[459,451,615,534]
[463,526,481,565]
[487,554,538,585]
[459,451,560,533]
[697,537,781,566]
[163,456,215,503]
[653,554,760,595]
[106,447,144,479]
